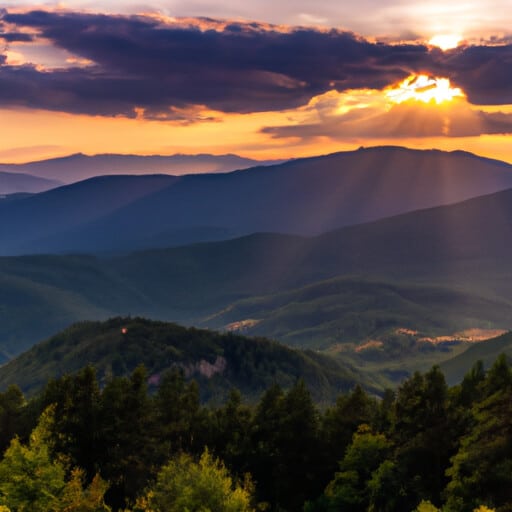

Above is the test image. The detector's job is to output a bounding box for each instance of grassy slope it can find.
[439,331,512,385]
[0,254,156,356]
[0,317,372,401]
[202,276,512,349]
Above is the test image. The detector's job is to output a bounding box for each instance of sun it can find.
[386,75,465,105]
[429,34,462,51]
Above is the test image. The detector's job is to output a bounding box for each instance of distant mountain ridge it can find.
[0,174,179,254]
[0,152,278,183]
[2,146,512,255]
[0,171,62,195]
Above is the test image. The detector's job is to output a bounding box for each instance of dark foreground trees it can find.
[0,357,510,511]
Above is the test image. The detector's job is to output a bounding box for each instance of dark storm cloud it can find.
[0,32,34,42]
[0,10,511,118]
[441,44,512,105]
[0,10,430,117]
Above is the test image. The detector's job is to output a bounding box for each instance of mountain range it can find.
[1,178,512,368]
[0,152,276,184]
[1,145,512,388]
[2,146,512,255]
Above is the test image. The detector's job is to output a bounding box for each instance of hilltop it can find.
[0,317,370,400]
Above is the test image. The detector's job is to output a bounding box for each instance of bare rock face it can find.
[183,356,228,379]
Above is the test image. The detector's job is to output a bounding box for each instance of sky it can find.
[1,1,512,163]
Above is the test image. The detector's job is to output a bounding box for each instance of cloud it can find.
[441,44,512,105]
[0,10,429,118]
[261,90,512,140]
[0,9,511,120]
[0,31,34,42]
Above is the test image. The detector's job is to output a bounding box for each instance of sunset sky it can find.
[1,1,512,163]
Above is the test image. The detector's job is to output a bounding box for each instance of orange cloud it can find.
[262,77,512,141]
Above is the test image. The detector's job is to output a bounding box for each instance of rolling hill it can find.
[0,171,62,194]
[0,317,370,401]
[106,186,512,311]
[2,184,512,359]
[2,146,512,254]
[0,174,179,254]
[201,276,512,349]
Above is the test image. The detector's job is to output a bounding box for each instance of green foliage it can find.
[445,357,512,512]
[0,352,511,512]
[135,449,255,512]
[0,406,110,512]
[414,501,440,512]
[392,366,456,509]
[0,407,66,511]
[58,469,111,512]
[317,425,392,512]
[321,384,377,480]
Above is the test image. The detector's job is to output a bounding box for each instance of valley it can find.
[1,148,512,390]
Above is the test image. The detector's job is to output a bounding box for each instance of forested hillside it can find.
[0,317,367,400]
[0,354,510,511]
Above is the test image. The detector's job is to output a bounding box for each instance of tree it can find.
[210,388,253,473]
[273,380,322,511]
[42,366,102,480]
[0,406,110,512]
[321,385,376,474]
[0,385,25,453]
[154,369,202,456]
[315,425,392,512]
[445,358,512,512]
[393,367,454,508]
[58,469,110,512]
[248,383,284,507]
[134,449,255,512]
[98,366,158,509]
[0,407,65,512]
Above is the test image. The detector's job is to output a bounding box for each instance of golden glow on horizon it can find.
[428,34,463,50]
[0,75,510,166]
[386,75,465,105]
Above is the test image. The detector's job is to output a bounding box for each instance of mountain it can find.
[0,153,275,184]
[2,184,512,360]
[0,317,370,400]
[105,185,512,312]
[2,146,512,254]
[0,175,179,254]
[0,171,62,194]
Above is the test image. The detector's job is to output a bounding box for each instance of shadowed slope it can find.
[2,146,512,254]
[0,171,62,194]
